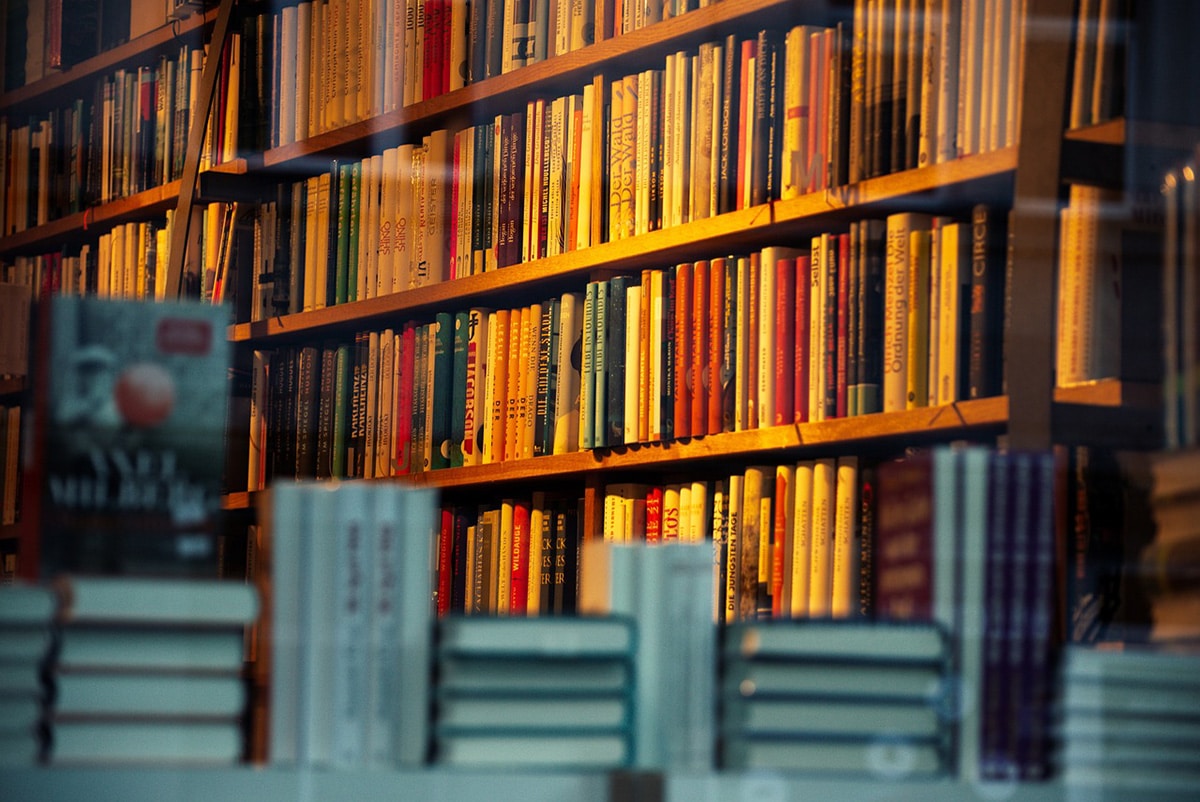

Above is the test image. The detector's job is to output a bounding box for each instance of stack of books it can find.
[43,576,258,766]
[0,583,57,765]
[720,620,951,778]
[432,616,636,769]
[266,480,438,769]
[1055,645,1200,792]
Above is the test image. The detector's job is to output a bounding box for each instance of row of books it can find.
[602,459,867,625]
[1,577,257,766]
[267,480,437,768]
[246,209,1006,487]
[0,202,246,306]
[3,0,172,92]
[0,38,228,237]
[244,0,730,153]
[245,12,1032,321]
[1056,183,1122,389]
[873,445,1058,781]
[720,620,951,776]
[433,495,585,618]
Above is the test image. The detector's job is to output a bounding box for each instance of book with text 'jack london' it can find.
[25,296,231,578]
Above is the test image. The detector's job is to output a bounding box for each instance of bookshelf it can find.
[4,0,1200,792]
[5,767,1196,802]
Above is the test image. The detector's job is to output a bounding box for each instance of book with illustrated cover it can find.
[27,296,231,578]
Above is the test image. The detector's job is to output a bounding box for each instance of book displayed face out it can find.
[39,296,231,577]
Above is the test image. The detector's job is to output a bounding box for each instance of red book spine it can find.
[874,454,934,619]
[736,39,756,210]
[746,251,760,428]
[644,486,663,543]
[707,258,725,435]
[509,499,531,615]
[794,255,812,423]
[691,259,709,436]
[771,470,788,618]
[437,507,454,617]
[673,261,692,438]
[774,256,796,425]
[836,232,851,418]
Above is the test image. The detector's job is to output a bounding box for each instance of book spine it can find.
[831,455,859,618]
[793,254,811,424]
[331,483,371,767]
[607,276,628,446]
[581,281,597,449]
[739,466,765,621]
[691,259,709,436]
[772,255,796,426]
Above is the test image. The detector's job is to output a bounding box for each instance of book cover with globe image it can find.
[30,296,232,578]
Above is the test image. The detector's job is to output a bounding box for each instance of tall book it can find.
[883,212,931,412]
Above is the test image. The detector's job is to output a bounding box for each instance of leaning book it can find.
[25,296,231,577]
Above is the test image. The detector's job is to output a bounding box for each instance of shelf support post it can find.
[163,0,238,300]
[1006,0,1077,450]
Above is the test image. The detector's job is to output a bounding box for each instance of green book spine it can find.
[346,162,362,303]
[332,342,352,478]
[334,163,352,305]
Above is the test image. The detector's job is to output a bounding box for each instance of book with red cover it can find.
[707,257,726,435]
[645,485,663,543]
[836,231,851,418]
[872,453,934,620]
[773,255,796,426]
[673,262,692,438]
[437,506,455,617]
[793,254,811,424]
[509,498,531,616]
[691,259,709,436]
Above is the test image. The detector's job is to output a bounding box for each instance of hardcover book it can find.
[28,296,231,578]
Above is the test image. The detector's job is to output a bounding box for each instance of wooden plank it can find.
[1006,0,1077,450]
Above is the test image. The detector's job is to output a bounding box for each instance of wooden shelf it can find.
[0,161,247,258]
[0,8,217,113]
[404,397,1010,491]
[228,148,1016,345]
[0,377,25,398]
[5,767,1191,802]
[221,381,1158,507]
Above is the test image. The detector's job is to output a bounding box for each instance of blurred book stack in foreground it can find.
[432,616,636,769]
[1139,448,1200,641]
[720,621,951,777]
[1055,645,1200,792]
[43,576,258,766]
[0,583,56,765]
